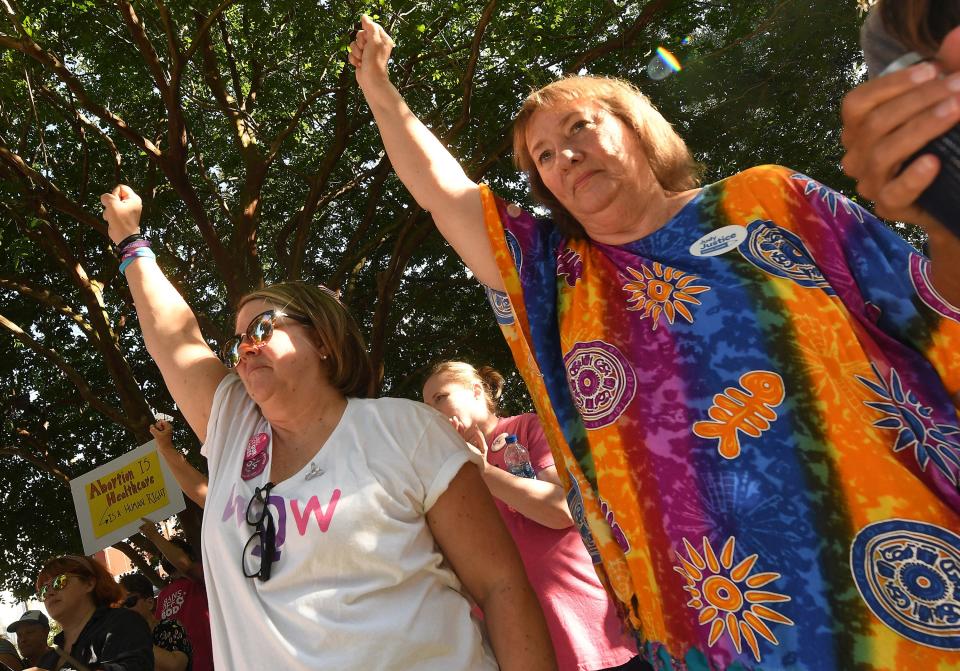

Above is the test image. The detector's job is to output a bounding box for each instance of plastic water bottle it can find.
[504,435,536,479]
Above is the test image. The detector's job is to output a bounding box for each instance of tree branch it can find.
[265,85,337,164]
[285,67,356,279]
[0,446,71,484]
[24,214,153,429]
[566,0,679,73]
[0,35,162,159]
[0,274,97,340]
[114,539,165,584]
[367,209,433,395]
[443,0,498,142]
[0,312,131,428]
[152,0,183,74]
[217,14,245,108]
[0,140,108,236]
[179,0,236,69]
[328,156,392,288]
[116,0,170,93]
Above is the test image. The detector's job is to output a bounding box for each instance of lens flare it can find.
[647,46,683,81]
[681,35,693,46]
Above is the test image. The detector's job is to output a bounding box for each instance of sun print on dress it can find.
[674,535,794,663]
[856,364,960,485]
[622,263,710,330]
[692,371,786,459]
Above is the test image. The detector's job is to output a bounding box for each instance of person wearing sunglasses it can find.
[99,187,554,671]
[350,14,960,670]
[118,574,191,671]
[31,555,152,671]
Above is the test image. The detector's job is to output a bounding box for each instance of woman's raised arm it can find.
[102,186,226,441]
[349,15,503,290]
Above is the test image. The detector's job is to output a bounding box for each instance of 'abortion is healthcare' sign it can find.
[70,439,186,555]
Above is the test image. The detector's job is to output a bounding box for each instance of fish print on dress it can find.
[692,371,786,460]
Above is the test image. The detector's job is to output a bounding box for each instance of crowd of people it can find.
[6,1,960,669]
[1,531,212,671]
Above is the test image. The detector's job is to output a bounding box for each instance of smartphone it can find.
[880,53,960,240]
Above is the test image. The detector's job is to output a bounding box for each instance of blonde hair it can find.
[427,361,504,415]
[238,281,375,398]
[512,75,701,238]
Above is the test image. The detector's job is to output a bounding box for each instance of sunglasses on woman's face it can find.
[37,573,73,600]
[220,309,312,369]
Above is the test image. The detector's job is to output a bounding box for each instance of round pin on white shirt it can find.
[689,225,747,257]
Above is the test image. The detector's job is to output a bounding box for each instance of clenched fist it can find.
[150,418,174,447]
[100,184,143,245]
[348,14,394,91]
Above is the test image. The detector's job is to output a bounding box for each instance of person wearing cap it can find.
[5,611,49,669]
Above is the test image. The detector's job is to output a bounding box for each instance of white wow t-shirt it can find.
[201,375,497,670]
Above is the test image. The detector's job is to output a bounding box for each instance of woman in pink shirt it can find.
[424,361,644,671]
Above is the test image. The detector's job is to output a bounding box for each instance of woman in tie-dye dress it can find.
[351,15,960,671]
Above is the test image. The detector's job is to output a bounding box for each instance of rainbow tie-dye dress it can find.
[480,165,960,670]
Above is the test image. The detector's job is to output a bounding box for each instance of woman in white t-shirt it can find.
[99,185,556,671]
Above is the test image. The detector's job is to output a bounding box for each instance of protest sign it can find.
[70,439,186,555]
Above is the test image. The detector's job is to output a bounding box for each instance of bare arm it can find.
[349,15,502,290]
[156,443,208,508]
[150,421,208,507]
[139,521,201,581]
[101,186,226,441]
[427,464,556,671]
[482,466,572,529]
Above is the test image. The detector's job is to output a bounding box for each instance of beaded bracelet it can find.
[119,247,156,275]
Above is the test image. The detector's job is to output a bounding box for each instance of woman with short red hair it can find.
[30,555,152,671]
[352,13,960,670]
